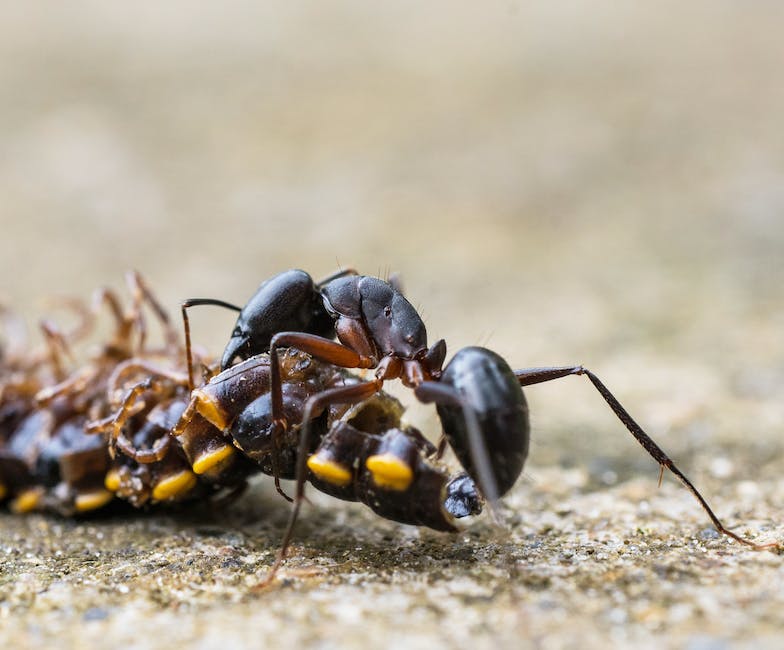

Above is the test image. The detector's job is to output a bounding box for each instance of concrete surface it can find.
[1,2,784,649]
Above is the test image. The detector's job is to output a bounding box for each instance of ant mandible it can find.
[182,268,779,580]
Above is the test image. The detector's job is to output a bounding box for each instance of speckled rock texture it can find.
[1,2,783,649]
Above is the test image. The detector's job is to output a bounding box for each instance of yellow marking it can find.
[192,445,235,474]
[0,482,7,501]
[366,454,414,491]
[307,454,352,487]
[11,488,43,514]
[194,392,228,430]
[104,469,121,492]
[75,489,114,512]
[152,470,198,501]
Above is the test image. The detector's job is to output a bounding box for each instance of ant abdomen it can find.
[436,346,530,499]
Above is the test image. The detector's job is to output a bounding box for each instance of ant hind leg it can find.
[514,365,779,550]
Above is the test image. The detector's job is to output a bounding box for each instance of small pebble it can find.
[83,607,108,622]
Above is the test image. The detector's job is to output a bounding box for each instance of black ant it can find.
[2,271,778,584]
[183,268,779,582]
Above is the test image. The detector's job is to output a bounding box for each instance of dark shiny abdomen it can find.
[436,346,529,497]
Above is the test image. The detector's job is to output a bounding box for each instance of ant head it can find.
[322,276,429,360]
[221,270,332,369]
[221,326,256,370]
[360,279,428,359]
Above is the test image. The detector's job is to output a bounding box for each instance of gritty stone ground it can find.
[2,2,784,649]
[2,466,783,650]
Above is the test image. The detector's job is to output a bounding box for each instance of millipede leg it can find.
[86,378,173,464]
[126,271,180,351]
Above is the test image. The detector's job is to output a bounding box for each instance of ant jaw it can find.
[423,339,447,375]
[220,335,249,370]
[402,360,427,387]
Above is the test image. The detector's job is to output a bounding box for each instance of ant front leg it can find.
[269,331,376,425]
[514,365,780,550]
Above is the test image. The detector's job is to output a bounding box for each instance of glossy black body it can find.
[0,406,112,513]
[321,276,428,359]
[222,270,334,369]
[223,271,432,370]
[307,422,479,531]
[3,270,773,561]
[197,352,480,530]
[230,385,329,477]
[35,417,104,488]
[436,347,530,497]
[221,271,518,510]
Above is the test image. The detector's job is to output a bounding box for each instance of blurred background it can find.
[1,1,783,471]
[3,3,784,648]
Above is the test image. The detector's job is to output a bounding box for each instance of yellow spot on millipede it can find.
[366,453,414,491]
[11,488,44,514]
[104,469,121,492]
[192,445,235,474]
[307,455,352,487]
[75,489,114,512]
[152,470,198,501]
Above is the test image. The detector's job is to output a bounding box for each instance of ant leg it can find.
[180,299,242,391]
[514,365,779,550]
[267,332,376,498]
[269,332,375,427]
[261,379,383,586]
[414,381,502,522]
[434,436,448,460]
